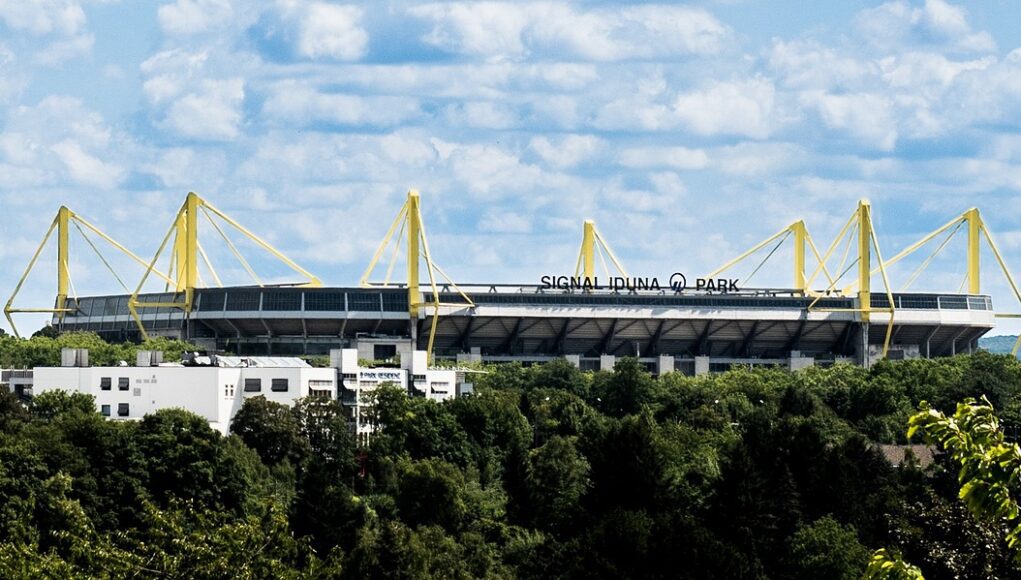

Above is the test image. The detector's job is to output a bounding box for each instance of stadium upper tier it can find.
[52,285,995,361]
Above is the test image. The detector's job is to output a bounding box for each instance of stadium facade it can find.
[8,192,1016,375]
[51,285,994,374]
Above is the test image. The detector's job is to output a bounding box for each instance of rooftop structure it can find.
[7,191,1021,373]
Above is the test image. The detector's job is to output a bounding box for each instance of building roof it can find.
[214,356,311,368]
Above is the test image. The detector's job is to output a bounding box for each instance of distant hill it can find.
[980,335,1020,355]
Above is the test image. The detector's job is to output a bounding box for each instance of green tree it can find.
[231,396,309,467]
[524,436,590,530]
[908,396,1021,561]
[785,516,868,580]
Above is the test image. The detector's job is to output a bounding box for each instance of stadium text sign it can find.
[539,273,739,293]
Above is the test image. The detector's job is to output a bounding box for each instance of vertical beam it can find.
[582,220,596,283]
[174,208,187,293]
[858,200,871,323]
[56,206,70,317]
[184,192,199,311]
[966,207,981,294]
[407,191,421,318]
[792,220,807,292]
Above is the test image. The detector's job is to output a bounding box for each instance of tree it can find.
[135,409,223,509]
[231,396,309,467]
[524,435,590,530]
[395,458,467,531]
[592,357,657,417]
[786,516,869,580]
[908,396,1021,561]
[31,325,59,339]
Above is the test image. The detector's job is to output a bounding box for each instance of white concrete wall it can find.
[33,365,337,435]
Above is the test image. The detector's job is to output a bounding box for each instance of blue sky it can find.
[4,0,1021,335]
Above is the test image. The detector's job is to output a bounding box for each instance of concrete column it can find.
[656,354,674,376]
[789,351,814,371]
[694,356,710,376]
[599,354,616,371]
[565,354,581,368]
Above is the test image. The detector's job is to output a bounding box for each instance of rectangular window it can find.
[118,377,130,391]
[117,403,129,417]
[342,373,356,380]
[101,404,111,417]
[271,378,289,392]
[244,378,262,392]
[373,344,397,360]
[100,377,112,390]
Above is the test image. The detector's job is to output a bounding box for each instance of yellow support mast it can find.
[859,201,872,323]
[573,219,628,283]
[361,190,474,361]
[4,207,174,338]
[129,192,321,339]
[806,200,896,361]
[967,207,981,294]
[706,219,834,293]
[842,206,1021,355]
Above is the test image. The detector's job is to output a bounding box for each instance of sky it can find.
[3,0,1021,336]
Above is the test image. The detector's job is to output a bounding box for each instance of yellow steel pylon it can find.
[361,190,474,361]
[705,219,834,294]
[128,192,321,339]
[805,200,896,359]
[4,206,174,338]
[574,220,628,284]
[851,207,1021,355]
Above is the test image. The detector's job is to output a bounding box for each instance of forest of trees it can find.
[3,332,1021,578]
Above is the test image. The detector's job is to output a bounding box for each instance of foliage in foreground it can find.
[2,351,1021,577]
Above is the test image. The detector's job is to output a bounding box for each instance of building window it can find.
[117,403,129,417]
[271,378,289,392]
[412,374,426,382]
[244,378,262,392]
[342,373,357,380]
[101,404,111,417]
[118,377,130,391]
[100,377,112,390]
[374,344,397,360]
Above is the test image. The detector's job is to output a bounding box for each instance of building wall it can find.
[33,365,337,435]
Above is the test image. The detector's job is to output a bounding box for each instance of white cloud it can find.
[0,96,128,189]
[409,2,729,61]
[50,139,123,188]
[158,0,235,35]
[163,78,245,140]
[0,0,85,35]
[674,78,777,139]
[802,91,898,151]
[141,48,210,105]
[479,210,531,233]
[262,81,421,127]
[854,0,995,53]
[0,0,94,62]
[712,142,808,177]
[767,39,877,91]
[297,3,368,61]
[617,146,709,170]
[530,135,604,168]
[445,101,518,129]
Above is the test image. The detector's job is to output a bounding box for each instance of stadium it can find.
[6,191,1018,374]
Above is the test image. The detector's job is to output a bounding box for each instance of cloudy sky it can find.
[3,0,1021,335]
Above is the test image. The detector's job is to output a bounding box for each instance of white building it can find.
[1,369,33,398]
[331,348,472,438]
[32,350,336,434]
